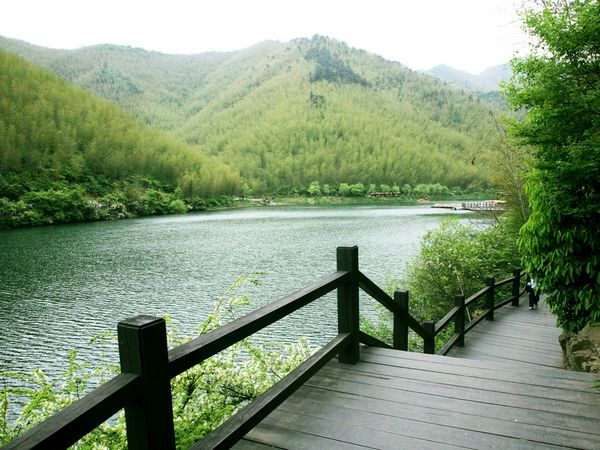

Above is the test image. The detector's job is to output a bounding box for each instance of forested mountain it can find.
[1,35,502,193]
[0,50,240,227]
[426,64,511,92]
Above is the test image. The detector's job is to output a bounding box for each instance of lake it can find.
[0,205,471,380]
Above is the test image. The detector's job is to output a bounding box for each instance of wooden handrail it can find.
[436,270,523,354]
[361,267,523,356]
[434,305,461,335]
[465,285,490,307]
[3,373,141,450]
[169,270,349,377]
[193,333,351,449]
[495,276,515,287]
[3,248,359,450]
[358,272,428,338]
[359,330,393,349]
[437,332,463,355]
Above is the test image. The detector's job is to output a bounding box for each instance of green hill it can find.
[1,35,502,194]
[0,50,240,227]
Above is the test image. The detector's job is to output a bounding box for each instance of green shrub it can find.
[307,181,321,196]
[21,188,92,224]
[402,218,519,320]
[168,199,188,214]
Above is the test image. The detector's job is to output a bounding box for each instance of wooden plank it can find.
[466,328,562,353]
[494,305,557,322]
[321,359,600,407]
[250,409,460,450]
[474,311,558,326]
[306,370,600,433]
[232,439,285,449]
[231,289,599,450]
[493,302,558,322]
[304,377,600,435]
[453,331,564,357]
[277,386,600,449]
[361,347,596,381]
[191,333,351,449]
[358,272,428,338]
[359,348,595,393]
[462,329,562,351]
[467,321,559,338]
[243,421,369,449]
[339,355,600,405]
[479,328,561,343]
[449,344,564,368]
[312,365,600,420]
[497,309,558,323]
[459,335,564,362]
[358,330,393,349]
[445,294,568,370]
[477,319,561,337]
[169,270,348,377]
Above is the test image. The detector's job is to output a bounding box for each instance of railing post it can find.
[512,268,521,306]
[423,320,435,354]
[454,294,465,347]
[393,291,409,351]
[486,276,495,321]
[118,316,176,450]
[337,246,360,364]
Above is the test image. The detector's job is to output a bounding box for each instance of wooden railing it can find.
[3,247,524,450]
[359,268,525,356]
[462,201,507,211]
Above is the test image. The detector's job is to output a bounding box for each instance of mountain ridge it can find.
[425,63,511,92]
[1,35,502,193]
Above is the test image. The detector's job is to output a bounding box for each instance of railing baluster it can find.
[394,291,409,351]
[486,277,495,321]
[337,246,360,364]
[118,316,176,450]
[455,294,465,347]
[512,268,521,306]
[423,320,435,354]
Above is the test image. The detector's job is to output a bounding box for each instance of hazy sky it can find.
[2,0,529,74]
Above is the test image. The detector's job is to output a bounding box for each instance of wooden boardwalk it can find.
[448,295,564,368]
[234,296,600,449]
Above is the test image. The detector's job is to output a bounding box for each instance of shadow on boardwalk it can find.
[234,294,600,449]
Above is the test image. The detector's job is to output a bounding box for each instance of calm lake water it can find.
[0,205,471,380]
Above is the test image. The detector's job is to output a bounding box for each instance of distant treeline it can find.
[253,181,481,198]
